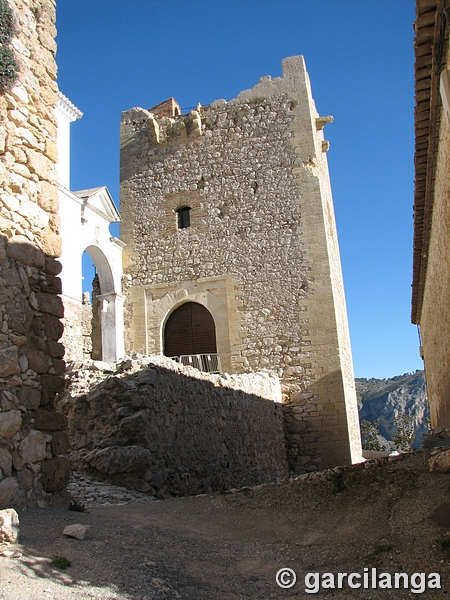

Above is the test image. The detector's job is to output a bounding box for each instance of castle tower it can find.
[120,56,362,472]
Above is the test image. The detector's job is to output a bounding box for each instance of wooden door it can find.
[164,302,217,357]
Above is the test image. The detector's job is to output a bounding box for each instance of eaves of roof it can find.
[411,0,449,323]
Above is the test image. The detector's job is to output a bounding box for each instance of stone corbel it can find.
[315,115,334,130]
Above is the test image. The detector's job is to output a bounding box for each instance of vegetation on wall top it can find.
[0,0,18,93]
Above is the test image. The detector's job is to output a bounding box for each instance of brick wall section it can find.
[0,0,69,509]
[58,357,288,496]
[120,56,362,473]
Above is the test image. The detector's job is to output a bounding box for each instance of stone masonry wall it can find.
[58,356,288,496]
[0,0,70,509]
[420,77,450,428]
[120,56,362,473]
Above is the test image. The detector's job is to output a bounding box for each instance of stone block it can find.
[0,508,19,543]
[46,341,64,358]
[16,386,41,409]
[51,358,65,375]
[18,198,49,230]
[63,523,89,540]
[18,430,47,464]
[0,448,12,478]
[4,292,34,335]
[42,312,64,341]
[26,147,55,181]
[39,457,70,492]
[39,228,62,257]
[23,347,48,373]
[32,408,67,431]
[430,449,450,472]
[50,431,69,456]
[0,478,19,509]
[0,410,22,439]
[37,180,58,213]
[40,373,65,393]
[44,256,62,276]
[36,292,63,317]
[44,139,58,162]
[0,346,20,377]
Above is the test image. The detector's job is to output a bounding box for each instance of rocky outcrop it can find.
[357,371,428,449]
[57,356,288,498]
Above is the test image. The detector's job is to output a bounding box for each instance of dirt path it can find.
[2,451,450,599]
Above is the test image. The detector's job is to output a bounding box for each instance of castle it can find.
[0,0,361,511]
[119,56,362,473]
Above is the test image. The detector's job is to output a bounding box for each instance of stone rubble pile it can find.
[67,471,154,507]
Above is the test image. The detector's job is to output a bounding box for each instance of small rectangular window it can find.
[177,207,191,229]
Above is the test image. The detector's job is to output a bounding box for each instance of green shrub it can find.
[0,0,15,45]
[0,45,18,92]
[52,556,72,570]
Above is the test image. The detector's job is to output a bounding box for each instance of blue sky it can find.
[55,1,420,379]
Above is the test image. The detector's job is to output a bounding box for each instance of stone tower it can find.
[120,56,362,472]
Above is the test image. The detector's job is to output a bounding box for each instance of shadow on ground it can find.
[3,451,450,599]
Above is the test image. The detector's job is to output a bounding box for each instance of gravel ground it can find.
[1,451,450,599]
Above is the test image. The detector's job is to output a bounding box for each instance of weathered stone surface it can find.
[37,180,58,213]
[50,431,69,456]
[16,386,41,409]
[40,457,70,492]
[40,373,65,393]
[0,508,19,543]
[4,292,34,335]
[39,227,62,257]
[23,347,48,373]
[32,409,67,432]
[42,312,64,341]
[0,410,22,439]
[46,341,64,358]
[44,256,63,276]
[430,449,450,472]
[0,449,12,478]
[36,292,64,317]
[6,235,45,268]
[84,446,152,475]
[0,346,20,377]
[0,478,19,509]
[18,430,47,465]
[58,357,288,495]
[25,147,55,180]
[0,0,63,509]
[62,523,89,540]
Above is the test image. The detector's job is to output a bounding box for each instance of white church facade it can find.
[56,92,125,363]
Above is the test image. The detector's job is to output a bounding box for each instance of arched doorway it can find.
[164,302,220,372]
[59,184,125,364]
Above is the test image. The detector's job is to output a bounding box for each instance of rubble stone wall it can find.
[0,0,70,509]
[120,55,362,473]
[420,110,450,427]
[58,357,288,496]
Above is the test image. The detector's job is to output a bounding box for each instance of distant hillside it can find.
[356,370,428,449]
